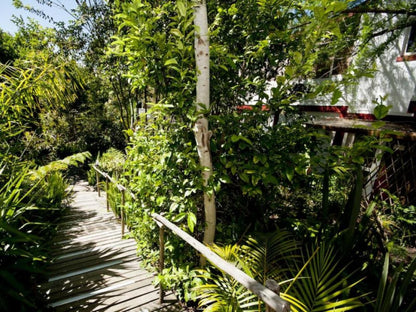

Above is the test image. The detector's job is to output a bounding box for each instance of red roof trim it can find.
[298,105,348,118]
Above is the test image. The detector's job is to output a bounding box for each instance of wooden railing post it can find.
[159,225,165,304]
[105,176,110,212]
[96,170,100,197]
[121,188,125,236]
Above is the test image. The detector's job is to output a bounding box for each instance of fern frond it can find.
[30,152,91,180]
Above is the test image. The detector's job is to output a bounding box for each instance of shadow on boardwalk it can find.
[38,181,182,312]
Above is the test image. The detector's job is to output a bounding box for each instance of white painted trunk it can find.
[193,0,216,247]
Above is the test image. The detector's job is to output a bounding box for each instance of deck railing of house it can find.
[92,165,290,312]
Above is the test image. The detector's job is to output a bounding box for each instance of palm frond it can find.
[285,243,365,312]
[240,229,300,284]
[30,151,91,180]
[196,245,260,311]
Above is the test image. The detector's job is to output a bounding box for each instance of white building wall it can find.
[348,29,416,116]
[302,25,416,117]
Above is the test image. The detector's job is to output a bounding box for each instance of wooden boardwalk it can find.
[39,181,182,312]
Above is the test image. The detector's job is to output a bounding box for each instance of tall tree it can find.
[194,0,216,249]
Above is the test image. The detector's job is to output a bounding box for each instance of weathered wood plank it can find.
[59,279,158,311]
[53,227,121,245]
[48,244,137,274]
[38,181,182,312]
[53,239,135,263]
[45,268,152,303]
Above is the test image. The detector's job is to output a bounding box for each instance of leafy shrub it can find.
[0,152,90,311]
[97,147,126,178]
[155,265,203,304]
[87,165,97,186]
[371,253,416,312]
[107,182,122,217]
[370,190,416,248]
[123,107,201,268]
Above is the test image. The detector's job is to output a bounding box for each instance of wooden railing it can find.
[92,166,290,312]
[93,165,132,236]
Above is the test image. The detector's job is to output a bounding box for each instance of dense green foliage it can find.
[196,236,366,311]
[1,0,416,310]
[108,0,416,310]
[0,23,91,308]
[123,108,201,266]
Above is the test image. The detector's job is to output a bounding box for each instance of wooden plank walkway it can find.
[39,181,182,312]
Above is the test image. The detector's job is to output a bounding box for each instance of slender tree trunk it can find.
[193,0,216,251]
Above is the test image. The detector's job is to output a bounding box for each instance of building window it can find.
[406,25,416,53]
[397,25,416,62]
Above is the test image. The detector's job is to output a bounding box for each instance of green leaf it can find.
[239,172,250,183]
[173,212,187,222]
[374,104,391,120]
[177,1,187,17]
[170,202,179,212]
[156,196,166,206]
[187,212,196,232]
[219,175,231,184]
[285,168,294,182]
[170,29,183,38]
[293,51,302,65]
[331,89,342,105]
[230,134,240,143]
[164,58,178,66]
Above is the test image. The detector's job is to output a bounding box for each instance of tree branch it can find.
[344,8,416,16]
[370,20,415,39]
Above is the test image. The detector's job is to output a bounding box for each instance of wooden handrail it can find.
[93,165,127,236]
[91,166,290,311]
[93,165,135,199]
[152,213,290,312]
[93,165,110,180]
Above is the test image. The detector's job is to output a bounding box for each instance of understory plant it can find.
[368,190,416,250]
[371,253,416,312]
[0,41,90,310]
[0,152,90,311]
[96,147,126,178]
[123,107,202,267]
[195,230,366,312]
[87,147,126,186]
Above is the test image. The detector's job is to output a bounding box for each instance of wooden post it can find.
[105,176,110,212]
[121,189,125,236]
[96,170,100,197]
[159,225,165,304]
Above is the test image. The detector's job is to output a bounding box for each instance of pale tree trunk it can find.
[193,0,216,251]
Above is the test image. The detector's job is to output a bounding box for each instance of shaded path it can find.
[38,181,181,311]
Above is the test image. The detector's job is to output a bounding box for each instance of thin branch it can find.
[370,20,415,38]
[344,8,416,16]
